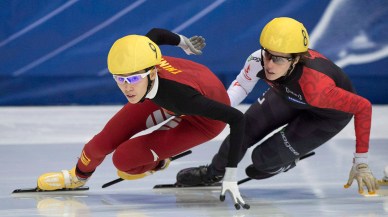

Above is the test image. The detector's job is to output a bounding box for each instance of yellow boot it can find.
[118,159,171,180]
[37,167,87,191]
[378,179,388,186]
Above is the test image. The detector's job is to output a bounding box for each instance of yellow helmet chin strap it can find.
[138,67,155,103]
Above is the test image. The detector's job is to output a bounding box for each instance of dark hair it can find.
[291,51,309,64]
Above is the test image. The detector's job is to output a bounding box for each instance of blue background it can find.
[1,0,387,105]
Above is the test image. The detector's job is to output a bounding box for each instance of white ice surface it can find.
[0,105,387,217]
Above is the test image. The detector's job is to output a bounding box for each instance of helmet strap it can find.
[284,59,298,77]
[138,74,153,103]
[285,64,294,77]
[260,51,265,68]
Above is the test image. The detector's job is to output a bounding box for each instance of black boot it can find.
[176,165,223,186]
[246,152,315,180]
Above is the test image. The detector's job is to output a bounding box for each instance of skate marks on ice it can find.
[3,140,388,217]
[8,188,319,217]
[9,190,262,217]
[9,185,388,217]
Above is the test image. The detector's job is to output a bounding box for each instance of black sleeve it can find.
[152,78,245,167]
[146,28,180,46]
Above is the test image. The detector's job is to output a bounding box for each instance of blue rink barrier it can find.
[1,0,387,105]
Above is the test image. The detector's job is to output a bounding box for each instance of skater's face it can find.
[114,67,156,103]
[262,49,299,80]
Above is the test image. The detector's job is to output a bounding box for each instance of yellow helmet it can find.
[260,17,309,53]
[107,35,161,75]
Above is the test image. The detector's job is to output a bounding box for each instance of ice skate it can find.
[118,158,171,180]
[375,176,388,197]
[365,173,388,197]
[378,170,388,186]
[176,165,224,186]
[378,179,388,186]
[378,166,388,186]
[37,167,87,191]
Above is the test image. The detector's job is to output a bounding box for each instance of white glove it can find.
[220,167,250,210]
[178,35,206,55]
[344,153,379,195]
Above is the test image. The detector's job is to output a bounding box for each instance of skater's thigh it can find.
[244,89,299,146]
[252,112,352,170]
[113,116,220,170]
[84,100,173,154]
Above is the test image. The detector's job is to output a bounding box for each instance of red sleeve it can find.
[300,68,371,153]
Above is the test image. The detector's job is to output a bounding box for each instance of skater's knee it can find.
[112,151,125,172]
[112,153,144,174]
[112,148,136,172]
[251,153,269,171]
[251,150,296,174]
[252,157,271,171]
[112,147,157,174]
[251,147,282,171]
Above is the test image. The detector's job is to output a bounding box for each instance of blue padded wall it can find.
[1,0,387,105]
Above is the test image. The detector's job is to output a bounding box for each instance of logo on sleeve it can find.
[243,64,252,80]
[247,55,261,63]
[233,81,241,87]
[80,151,91,166]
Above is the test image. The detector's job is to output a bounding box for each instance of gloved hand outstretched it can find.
[220,167,250,210]
[344,153,379,195]
[178,35,206,55]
